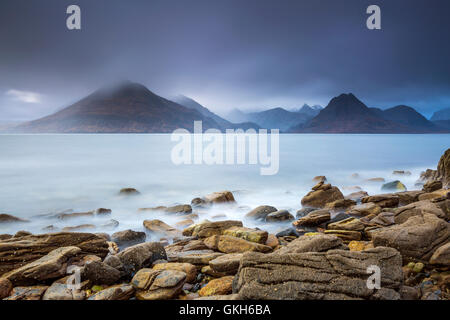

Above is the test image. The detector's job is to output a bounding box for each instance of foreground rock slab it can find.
[233,247,403,300]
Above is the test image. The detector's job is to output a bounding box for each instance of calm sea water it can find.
[0,134,448,237]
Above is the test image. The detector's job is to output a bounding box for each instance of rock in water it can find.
[372,213,450,261]
[301,182,344,208]
[422,180,443,193]
[203,191,235,204]
[381,180,407,192]
[0,214,28,223]
[233,247,403,300]
[435,148,450,188]
[0,232,109,276]
[222,226,268,244]
[119,188,140,196]
[182,220,243,238]
[265,210,295,222]
[111,229,146,248]
[245,205,278,220]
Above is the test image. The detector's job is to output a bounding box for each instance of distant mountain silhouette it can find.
[431,107,450,121]
[289,93,445,133]
[223,107,313,131]
[171,95,260,130]
[12,81,222,133]
[296,104,323,117]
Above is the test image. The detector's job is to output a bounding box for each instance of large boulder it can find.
[392,200,448,224]
[348,203,382,216]
[81,260,121,285]
[209,253,243,275]
[0,232,109,276]
[381,181,407,192]
[182,220,243,238]
[301,182,344,208]
[115,242,167,276]
[372,213,450,261]
[245,205,277,220]
[276,234,345,254]
[132,269,186,300]
[3,246,81,286]
[222,226,268,244]
[233,247,403,300]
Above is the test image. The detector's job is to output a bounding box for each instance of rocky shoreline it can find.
[0,149,449,300]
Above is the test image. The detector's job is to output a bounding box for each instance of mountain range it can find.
[6,81,450,134]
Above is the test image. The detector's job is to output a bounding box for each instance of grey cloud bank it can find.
[0,0,450,121]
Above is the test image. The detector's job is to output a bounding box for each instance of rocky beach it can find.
[0,148,449,301]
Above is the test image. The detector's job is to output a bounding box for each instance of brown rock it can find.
[4,246,81,286]
[395,191,425,205]
[81,261,121,285]
[134,269,186,300]
[429,242,450,265]
[216,236,272,254]
[361,194,399,208]
[165,204,192,215]
[119,188,140,196]
[198,276,234,296]
[276,234,345,254]
[325,199,357,211]
[62,224,96,232]
[324,230,362,241]
[348,202,382,216]
[88,284,135,300]
[4,285,48,300]
[423,180,443,193]
[209,253,243,274]
[327,217,365,231]
[301,183,344,208]
[173,250,224,265]
[418,189,449,201]
[292,209,330,227]
[0,278,13,299]
[111,229,146,248]
[203,191,235,204]
[265,234,279,248]
[265,210,295,222]
[222,226,268,244]
[0,213,28,223]
[392,200,447,224]
[345,191,369,202]
[143,219,181,238]
[56,211,95,220]
[245,205,277,220]
[434,148,450,188]
[182,220,243,238]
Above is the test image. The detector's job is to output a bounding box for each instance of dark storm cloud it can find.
[0,0,449,121]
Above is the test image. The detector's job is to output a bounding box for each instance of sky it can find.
[1,0,450,122]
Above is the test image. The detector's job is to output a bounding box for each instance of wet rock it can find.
[223,226,268,244]
[175,219,195,229]
[143,219,181,238]
[418,189,450,201]
[182,239,209,251]
[4,285,48,300]
[133,269,186,300]
[96,208,112,215]
[348,202,382,216]
[295,207,316,219]
[4,246,81,286]
[165,204,192,215]
[0,234,12,240]
[276,234,345,254]
[301,182,344,208]
[203,191,236,204]
[361,194,400,208]
[173,250,224,265]
[88,284,135,300]
[324,230,362,241]
[152,262,197,283]
[111,229,146,248]
[57,211,95,220]
[435,148,450,188]
[116,242,167,276]
[429,242,450,265]
[42,282,86,300]
[418,169,438,184]
[199,276,234,297]
[399,285,420,300]
[392,200,447,224]
[327,217,365,231]
[348,240,373,252]
[245,205,277,220]
[345,191,369,202]
[233,247,403,300]
[325,199,357,211]
[372,213,450,260]
[366,177,385,183]
[62,224,96,232]
[369,212,395,226]
[81,261,121,285]
[0,232,110,276]
[95,233,111,241]
[209,253,243,274]
[292,209,330,227]
[14,230,32,237]
[101,219,119,230]
[119,188,140,196]
[191,197,208,208]
[275,227,300,238]
[312,176,327,183]
[213,235,272,254]
[382,180,407,192]
[265,234,279,248]
[0,213,28,223]
[423,180,443,193]
[393,170,411,176]
[0,278,13,299]
[265,210,295,222]
[182,220,243,238]
[395,191,425,205]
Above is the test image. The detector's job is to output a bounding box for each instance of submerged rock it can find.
[111,229,146,248]
[292,209,330,227]
[203,191,236,204]
[143,219,181,238]
[0,213,28,224]
[382,180,407,192]
[245,205,278,220]
[265,210,295,222]
[233,247,403,300]
[119,188,140,196]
